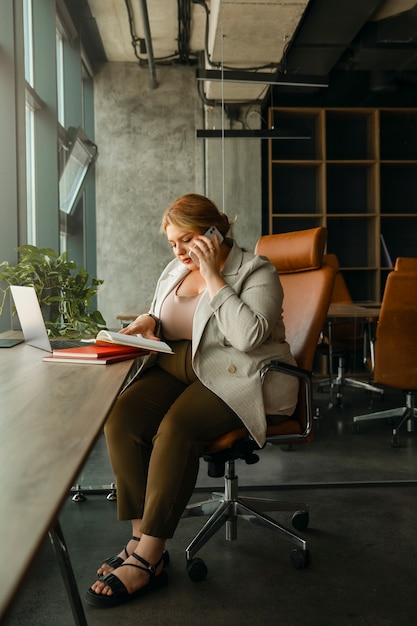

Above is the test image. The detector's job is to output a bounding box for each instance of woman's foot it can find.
[86,551,168,608]
[98,537,170,577]
[97,536,141,576]
[92,551,165,597]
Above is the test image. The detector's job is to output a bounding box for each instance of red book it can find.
[50,344,148,359]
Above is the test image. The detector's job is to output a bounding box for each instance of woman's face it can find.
[166,224,200,269]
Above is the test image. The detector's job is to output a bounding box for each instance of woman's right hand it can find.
[119,314,160,341]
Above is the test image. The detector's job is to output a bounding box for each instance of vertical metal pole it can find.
[221,30,225,213]
[138,0,158,89]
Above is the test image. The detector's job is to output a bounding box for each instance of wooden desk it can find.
[318,303,382,408]
[0,332,135,623]
[327,302,381,320]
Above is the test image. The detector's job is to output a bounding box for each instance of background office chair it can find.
[183,227,334,580]
[316,254,383,407]
[353,259,417,447]
[393,256,417,273]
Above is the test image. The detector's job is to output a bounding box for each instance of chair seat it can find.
[204,418,306,455]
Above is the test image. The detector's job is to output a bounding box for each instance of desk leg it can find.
[316,321,337,408]
[48,521,88,626]
[327,321,335,407]
[316,318,383,408]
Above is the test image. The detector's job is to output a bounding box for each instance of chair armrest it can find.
[261,360,314,443]
[264,360,312,381]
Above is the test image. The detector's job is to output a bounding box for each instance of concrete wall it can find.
[94,62,262,328]
[204,105,262,252]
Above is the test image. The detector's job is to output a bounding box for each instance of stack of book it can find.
[43,330,173,365]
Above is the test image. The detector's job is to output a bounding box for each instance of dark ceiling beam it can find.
[283,0,383,75]
[196,129,311,139]
[372,5,417,44]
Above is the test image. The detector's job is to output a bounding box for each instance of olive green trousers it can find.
[104,341,242,538]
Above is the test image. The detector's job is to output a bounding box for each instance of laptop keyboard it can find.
[49,338,86,350]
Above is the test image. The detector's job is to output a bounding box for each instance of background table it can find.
[317,303,381,407]
[0,332,135,623]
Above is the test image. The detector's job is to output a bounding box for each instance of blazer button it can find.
[228,364,236,374]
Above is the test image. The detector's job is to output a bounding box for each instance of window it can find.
[59,126,98,215]
[0,0,97,331]
[23,0,34,85]
[25,100,36,243]
[56,26,65,125]
[23,0,37,243]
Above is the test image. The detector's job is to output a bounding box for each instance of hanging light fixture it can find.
[196,69,328,88]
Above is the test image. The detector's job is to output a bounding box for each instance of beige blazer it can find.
[129,241,299,447]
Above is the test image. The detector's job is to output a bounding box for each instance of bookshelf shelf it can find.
[267,107,417,300]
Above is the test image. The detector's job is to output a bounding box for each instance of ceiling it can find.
[66,0,417,107]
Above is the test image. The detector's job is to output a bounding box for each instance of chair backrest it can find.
[321,253,357,348]
[205,228,335,454]
[323,253,352,304]
[255,227,334,372]
[374,268,417,390]
[394,257,417,273]
[254,227,334,443]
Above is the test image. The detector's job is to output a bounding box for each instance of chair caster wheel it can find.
[71,484,85,502]
[391,434,400,448]
[292,510,309,531]
[187,557,208,582]
[290,548,310,570]
[106,483,117,501]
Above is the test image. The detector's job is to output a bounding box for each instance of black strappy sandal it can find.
[85,553,168,608]
[101,535,141,571]
[100,536,170,572]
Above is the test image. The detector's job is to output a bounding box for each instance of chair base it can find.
[316,355,383,408]
[353,391,417,447]
[182,460,310,578]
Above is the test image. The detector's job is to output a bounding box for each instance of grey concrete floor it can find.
[3,378,417,626]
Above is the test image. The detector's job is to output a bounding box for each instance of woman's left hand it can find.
[191,234,221,277]
[191,234,227,297]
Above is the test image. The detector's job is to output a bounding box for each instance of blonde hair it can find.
[161,193,234,238]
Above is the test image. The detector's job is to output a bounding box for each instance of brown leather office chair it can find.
[183,227,334,581]
[394,257,417,273]
[353,259,417,447]
[316,253,383,406]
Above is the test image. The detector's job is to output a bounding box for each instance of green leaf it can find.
[0,245,107,337]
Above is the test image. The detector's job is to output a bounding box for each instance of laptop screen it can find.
[10,285,53,351]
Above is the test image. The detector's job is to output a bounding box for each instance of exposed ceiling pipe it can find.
[138,0,158,89]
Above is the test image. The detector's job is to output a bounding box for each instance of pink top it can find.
[160,283,203,340]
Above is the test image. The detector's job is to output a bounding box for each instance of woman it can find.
[86,193,299,608]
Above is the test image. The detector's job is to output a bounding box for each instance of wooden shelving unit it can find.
[267,107,417,301]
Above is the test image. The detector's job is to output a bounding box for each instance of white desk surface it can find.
[0,332,135,618]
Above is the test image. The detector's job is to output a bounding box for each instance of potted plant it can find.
[0,245,107,337]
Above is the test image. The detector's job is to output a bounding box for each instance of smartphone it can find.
[189,226,224,266]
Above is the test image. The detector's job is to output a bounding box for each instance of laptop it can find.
[10,285,86,352]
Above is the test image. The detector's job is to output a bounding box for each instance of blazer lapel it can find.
[192,292,212,356]
[152,262,188,317]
